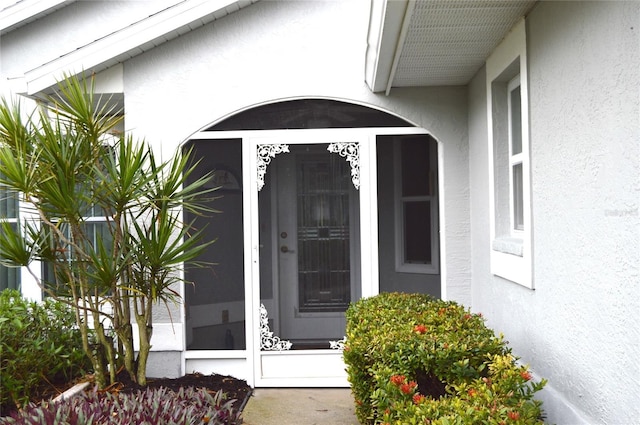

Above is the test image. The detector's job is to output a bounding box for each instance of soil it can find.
[106,371,252,405]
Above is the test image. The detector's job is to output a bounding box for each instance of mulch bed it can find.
[107,371,252,405]
[1,371,253,418]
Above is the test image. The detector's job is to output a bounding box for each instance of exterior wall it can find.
[469,2,640,423]
[0,0,471,372]
[122,0,470,312]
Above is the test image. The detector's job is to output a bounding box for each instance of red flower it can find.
[414,324,428,334]
[463,313,472,320]
[467,388,477,397]
[400,381,417,394]
[413,393,426,404]
[508,411,520,420]
[520,371,532,381]
[390,374,406,386]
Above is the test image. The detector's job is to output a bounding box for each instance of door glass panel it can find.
[297,155,351,312]
[259,143,359,349]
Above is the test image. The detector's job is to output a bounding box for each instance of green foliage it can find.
[0,386,241,425]
[0,290,92,412]
[344,292,546,424]
[0,74,217,388]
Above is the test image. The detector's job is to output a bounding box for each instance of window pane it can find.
[513,163,524,230]
[404,200,431,264]
[510,85,522,155]
[401,138,430,197]
[0,265,20,292]
[0,185,18,218]
[0,223,20,291]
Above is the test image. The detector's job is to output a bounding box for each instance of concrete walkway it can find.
[241,388,359,425]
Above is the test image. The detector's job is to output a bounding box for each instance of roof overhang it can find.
[365,0,537,93]
[8,0,258,96]
[0,0,76,34]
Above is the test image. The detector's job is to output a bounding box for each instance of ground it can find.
[110,371,252,405]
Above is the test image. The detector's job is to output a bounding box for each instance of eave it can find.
[365,0,538,93]
[10,0,258,96]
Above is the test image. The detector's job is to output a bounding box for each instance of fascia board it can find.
[21,0,253,95]
[365,0,408,93]
[0,0,73,33]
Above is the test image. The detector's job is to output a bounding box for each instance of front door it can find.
[250,134,362,386]
[276,145,357,344]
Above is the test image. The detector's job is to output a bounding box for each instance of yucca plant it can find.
[0,74,217,388]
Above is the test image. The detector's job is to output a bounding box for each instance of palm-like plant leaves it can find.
[0,74,218,387]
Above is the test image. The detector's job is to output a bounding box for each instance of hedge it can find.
[343,292,546,424]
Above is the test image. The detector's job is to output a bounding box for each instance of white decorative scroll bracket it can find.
[327,142,360,189]
[329,336,347,351]
[257,144,289,191]
[259,304,292,351]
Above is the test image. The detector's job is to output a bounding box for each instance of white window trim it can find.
[486,19,533,288]
[393,139,439,275]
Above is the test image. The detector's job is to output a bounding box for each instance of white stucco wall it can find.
[0,0,472,356]
[469,2,640,423]
[121,0,471,307]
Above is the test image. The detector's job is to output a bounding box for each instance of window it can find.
[487,19,532,288]
[508,76,524,232]
[0,179,20,291]
[41,168,113,296]
[394,135,439,274]
[41,220,112,296]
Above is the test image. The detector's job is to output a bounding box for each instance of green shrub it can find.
[0,289,92,412]
[344,292,546,424]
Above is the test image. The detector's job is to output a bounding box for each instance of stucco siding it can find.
[122,0,471,308]
[469,2,640,423]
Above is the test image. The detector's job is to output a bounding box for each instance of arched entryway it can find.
[182,99,440,387]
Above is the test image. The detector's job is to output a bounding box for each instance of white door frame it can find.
[246,129,377,387]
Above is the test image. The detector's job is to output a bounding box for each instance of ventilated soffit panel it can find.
[392,0,536,87]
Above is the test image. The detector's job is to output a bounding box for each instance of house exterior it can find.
[1,1,638,423]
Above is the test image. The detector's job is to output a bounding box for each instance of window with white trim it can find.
[487,19,532,288]
[394,134,439,274]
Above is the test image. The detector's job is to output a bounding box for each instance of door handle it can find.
[280,245,295,253]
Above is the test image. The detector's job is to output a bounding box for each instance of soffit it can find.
[366,0,537,93]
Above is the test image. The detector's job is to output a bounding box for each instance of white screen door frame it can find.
[245,128,379,387]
